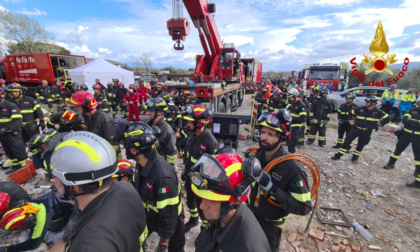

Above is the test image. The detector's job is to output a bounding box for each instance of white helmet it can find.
[50,131,118,186]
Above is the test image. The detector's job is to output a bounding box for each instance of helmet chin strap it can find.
[258,133,283,152]
[207,202,239,225]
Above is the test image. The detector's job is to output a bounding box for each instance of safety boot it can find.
[383,157,397,170]
[351,155,359,164]
[185,217,199,233]
[331,154,341,160]
[332,143,341,149]
[406,180,420,188]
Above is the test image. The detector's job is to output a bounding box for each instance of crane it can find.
[167,0,243,84]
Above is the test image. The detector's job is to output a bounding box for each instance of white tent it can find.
[68,57,134,88]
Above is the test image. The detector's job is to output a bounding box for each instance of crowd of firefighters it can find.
[0,75,418,251]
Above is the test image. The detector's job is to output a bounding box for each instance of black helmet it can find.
[70,82,79,88]
[144,97,167,112]
[123,122,161,156]
[319,90,328,96]
[7,83,22,92]
[298,90,306,97]
[42,128,58,138]
[80,84,88,91]
[27,134,50,151]
[346,93,356,100]
[365,96,378,103]
[159,92,173,105]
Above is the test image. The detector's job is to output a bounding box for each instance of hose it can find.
[261,153,321,233]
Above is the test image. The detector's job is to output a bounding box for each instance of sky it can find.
[1,0,419,71]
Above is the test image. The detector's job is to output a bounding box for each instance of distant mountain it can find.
[390,61,420,71]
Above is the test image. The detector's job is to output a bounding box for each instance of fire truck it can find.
[241,58,263,93]
[163,0,262,113]
[300,63,347,91]
[0,53,86,94]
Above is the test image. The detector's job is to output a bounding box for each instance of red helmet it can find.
[119,82,124,87]
[0,192,11,216]
[191,153,251,202]
[61,110,77,122]
[0,79,5,83]
[183,90,191,96]
[129,84,135,89]
[183,105,212,125]
[92,84,102,90]
[70,91,98,110]
[0,203,39,232]
[112,159,135,180]
[107,82,113,86]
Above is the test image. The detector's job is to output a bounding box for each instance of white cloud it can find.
[3,0,25,3]
[0,5,6,12]
[15,8,47,16]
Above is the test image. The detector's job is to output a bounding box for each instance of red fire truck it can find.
[0,53,86,93]
[242,58,263,93]
[300,63,347,91]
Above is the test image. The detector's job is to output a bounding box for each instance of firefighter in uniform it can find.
[191,153,271,252]
[267,89,287,112]
[52,79,64,112]
[153,83,164,98]
[331,96,390,163]
[47,131,147,252]
[93,84,110,114]
[106,82,118,119]
[137,79,149,106]
[160,92,182,141]
[124,84,140,122]
[333,93,358,149]
[144,97,177,165]
[8,83,44,142]
[79,84,88,91]
[124,122,185,252]
[65,82,79,104]
[255,87,268,119]
[384,97,420,188]
[249,110,312,251]
[306,87,319,134]
[178,90,193,109]
[27,133,50,170]
[35,80,54,113]
[286,89,307,154]
[307,90,332,147]
[0,87,28,174]
[116,82,128,118]
[182,105,218,232]
[47,110,85,132]
[69,91,119,156]
[298,90,310,147]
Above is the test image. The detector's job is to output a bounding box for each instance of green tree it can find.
[0,10,54,53]
[8,42,70,54]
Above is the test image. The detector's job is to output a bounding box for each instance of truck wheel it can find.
[226,99,232,114]
[218,102,225,113]
[389,108,400,122]
[238,89,244,107]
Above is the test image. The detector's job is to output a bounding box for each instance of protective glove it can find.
[156,243,168,252]
[129,101,133,105]
[125,101,129,104]
[40,122,46,130]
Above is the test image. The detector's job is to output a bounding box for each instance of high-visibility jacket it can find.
[338,84,348,92]
[403,107,420,134]
[401,92,416,103]
[381,89,400,104]
[353,106,390,130]
[0,100,22,133]
[286,100,307,127]
[10,96,43,125]
[35,86,53,103]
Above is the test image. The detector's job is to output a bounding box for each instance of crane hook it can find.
[174,40,184,50]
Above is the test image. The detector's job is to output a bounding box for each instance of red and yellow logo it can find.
[361,21,397,75]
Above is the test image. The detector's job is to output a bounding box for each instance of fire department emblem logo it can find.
[361,21,397,75]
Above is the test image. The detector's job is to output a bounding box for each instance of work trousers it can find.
[127,104,140,122]
[111,105,118,117]
[306,117,311,133]
[256,216,283,252]
[336,121,352,145]
[21,123,39,143]
[0,133,28,169]
[145,215,185,252]
[390,131,420,180]
[308,123,326,145]
[338,127,372,158]
[288,126,300,153]
[399,104,411,121]
[299,125,306,146]
[118,103,128,117]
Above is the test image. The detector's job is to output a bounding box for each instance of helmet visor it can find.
[257,113,280,128]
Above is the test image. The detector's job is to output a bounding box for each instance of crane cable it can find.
[259,153,321,233]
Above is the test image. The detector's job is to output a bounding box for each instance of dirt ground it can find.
[1,93,419,252]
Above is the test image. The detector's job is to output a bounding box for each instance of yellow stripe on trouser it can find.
[391,153,400,160]
[354,150,362,156]
[417,175,420,182]
[139,226,149,252]
[318,136,326,141]
[167,155,177,165]
[414,160,420,165]
[337,138,343,144]
[338,148,347,155]
[308,135,316,140]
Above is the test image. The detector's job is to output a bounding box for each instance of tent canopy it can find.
[68,57,134,88]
